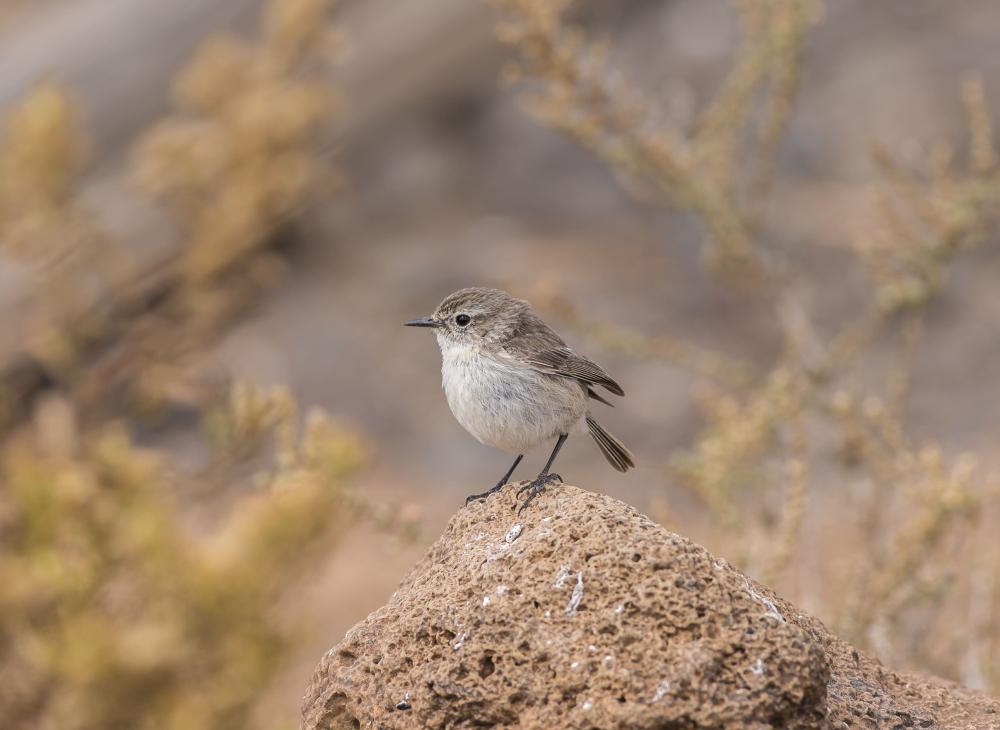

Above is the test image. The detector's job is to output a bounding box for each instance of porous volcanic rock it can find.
[302,484,1000,729]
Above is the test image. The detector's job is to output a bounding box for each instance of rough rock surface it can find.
[302,484,1000,729]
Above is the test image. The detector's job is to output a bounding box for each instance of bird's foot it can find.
[516,473,562,513]
[465,479,510,505]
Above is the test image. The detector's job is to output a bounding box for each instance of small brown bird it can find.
[405,287,634,512]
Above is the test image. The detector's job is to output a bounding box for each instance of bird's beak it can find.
[403,316,441,328]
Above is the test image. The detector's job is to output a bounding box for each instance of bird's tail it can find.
[586,414,635,472]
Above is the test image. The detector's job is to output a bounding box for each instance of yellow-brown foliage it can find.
[0,84,120,374]
[0,385,366,730]
[0,0,342,422]
[120,0,340,413]
[496,0,818,270]
[858,75,1000,313]
[0,83,85,240]
[0,2,356,727]
[134,0,338,285]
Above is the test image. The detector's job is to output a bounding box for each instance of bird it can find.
[405,287,634,512]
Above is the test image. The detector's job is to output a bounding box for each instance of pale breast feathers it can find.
[440,342,587,452]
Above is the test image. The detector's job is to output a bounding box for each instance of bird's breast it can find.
[438,343,586,453]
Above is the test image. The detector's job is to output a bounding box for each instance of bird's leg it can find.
[465,454,523,505]
[517,433,568,513]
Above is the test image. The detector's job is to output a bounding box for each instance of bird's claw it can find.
[517,473,562,513]
[464,481,507,505]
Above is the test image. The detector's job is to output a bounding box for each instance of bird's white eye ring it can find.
[455,314,471,327]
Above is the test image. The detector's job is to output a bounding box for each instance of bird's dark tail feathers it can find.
[586,414,635,472]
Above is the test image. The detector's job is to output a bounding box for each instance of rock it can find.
[302,484,1000,729]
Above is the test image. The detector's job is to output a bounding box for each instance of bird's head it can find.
[404,287,529,348]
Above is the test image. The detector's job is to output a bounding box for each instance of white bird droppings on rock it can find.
[752,658,765,675]
[452,633,466,652]
[553,565,572,588]
[565,572,584,615]
[744,577,785,623]
[505,523,523,544]
[482,595,491,607]
[653,681,671,703]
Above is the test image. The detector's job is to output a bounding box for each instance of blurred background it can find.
[1,0,999,727]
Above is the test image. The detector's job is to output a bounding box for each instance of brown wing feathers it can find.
[586,387,615,407]
[505,311,625,400]
[524,348,625,396]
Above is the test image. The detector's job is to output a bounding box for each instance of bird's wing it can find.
[586,387,615,407]
[522,347,625,397]
[503,313,625,398]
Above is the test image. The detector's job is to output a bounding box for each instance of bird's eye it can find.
[455,314,471,327]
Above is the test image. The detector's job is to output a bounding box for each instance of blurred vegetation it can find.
[0,385,366,730]
[0,83,123,380]
[860,74,1000,313]
[0,0,339,427]
[508,0,1000,690]
[496,0,818,271]
[134,0,338,286]
[0,1,359,728]
[0,0,998,726]
[125,0,339,414]
[0,83,90,264]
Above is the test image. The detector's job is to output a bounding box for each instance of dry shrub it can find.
[0,2,358,728]
[495,0,818,271]
[0,84,122,375]
[120,0,339,413]
[511,1,1000,691]
[0,0,341,423]
[0,83,88,261]
[0,384,367,730]
[858,75,1000,313]
[134,0,338,285]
